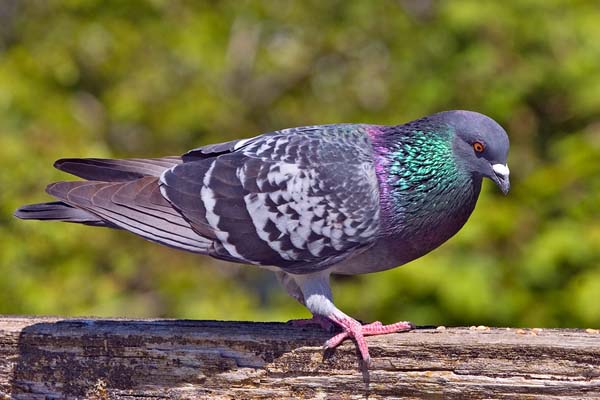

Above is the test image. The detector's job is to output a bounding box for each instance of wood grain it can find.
[1,316,599,399]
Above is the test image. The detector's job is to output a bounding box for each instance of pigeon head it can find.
[440,110,510,194]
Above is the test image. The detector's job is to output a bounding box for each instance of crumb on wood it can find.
[86,378,109,400]
[470,325,490,331]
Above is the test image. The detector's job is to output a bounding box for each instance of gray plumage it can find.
[15,110,511,363]
[19,124,386,274]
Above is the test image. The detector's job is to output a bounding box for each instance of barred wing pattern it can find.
[160,125,381,274]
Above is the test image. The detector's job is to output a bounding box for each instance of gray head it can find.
[435,110,510,194]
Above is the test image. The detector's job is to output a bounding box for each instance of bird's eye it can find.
[473,141,485,153]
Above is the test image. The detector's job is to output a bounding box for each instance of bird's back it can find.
[16,124,384,274]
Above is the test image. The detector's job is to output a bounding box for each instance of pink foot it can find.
[287,315,337,332]
[325,316,414,364]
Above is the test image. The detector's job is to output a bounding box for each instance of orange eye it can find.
[473,141,485,153]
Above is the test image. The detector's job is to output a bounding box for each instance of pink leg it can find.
[287,315,336,332]
[325,316,414,363]
[289,271,413,364]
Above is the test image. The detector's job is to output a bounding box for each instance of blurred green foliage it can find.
[1,0,599,328]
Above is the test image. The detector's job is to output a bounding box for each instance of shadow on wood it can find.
[1,316,600,399]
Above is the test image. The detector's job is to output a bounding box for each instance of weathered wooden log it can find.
[0,316,599,399]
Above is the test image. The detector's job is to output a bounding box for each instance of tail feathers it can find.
[15,155,216,254]
[14,201,116,227]
[41,178,213,253]
[53,157,182,182]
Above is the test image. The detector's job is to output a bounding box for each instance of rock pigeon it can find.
[15,110,510,364]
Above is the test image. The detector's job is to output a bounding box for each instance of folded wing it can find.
[159,125,381,273]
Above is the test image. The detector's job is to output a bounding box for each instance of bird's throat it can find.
[374,126,480,240]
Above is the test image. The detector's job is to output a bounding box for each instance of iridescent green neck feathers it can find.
[375,124,480,238]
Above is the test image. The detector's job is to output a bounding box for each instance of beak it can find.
[491,163,510,195]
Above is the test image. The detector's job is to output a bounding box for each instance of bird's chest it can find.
[332,180,480,275]
[391,171,479,235]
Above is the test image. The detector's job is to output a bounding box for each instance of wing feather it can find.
[54,157,182,181]
[46,178,211,253]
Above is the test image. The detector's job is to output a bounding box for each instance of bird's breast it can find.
[332,178,481,275]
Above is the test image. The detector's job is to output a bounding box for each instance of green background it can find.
[2,0,599,328]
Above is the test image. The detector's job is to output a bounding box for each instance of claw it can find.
[324,331,348,349]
